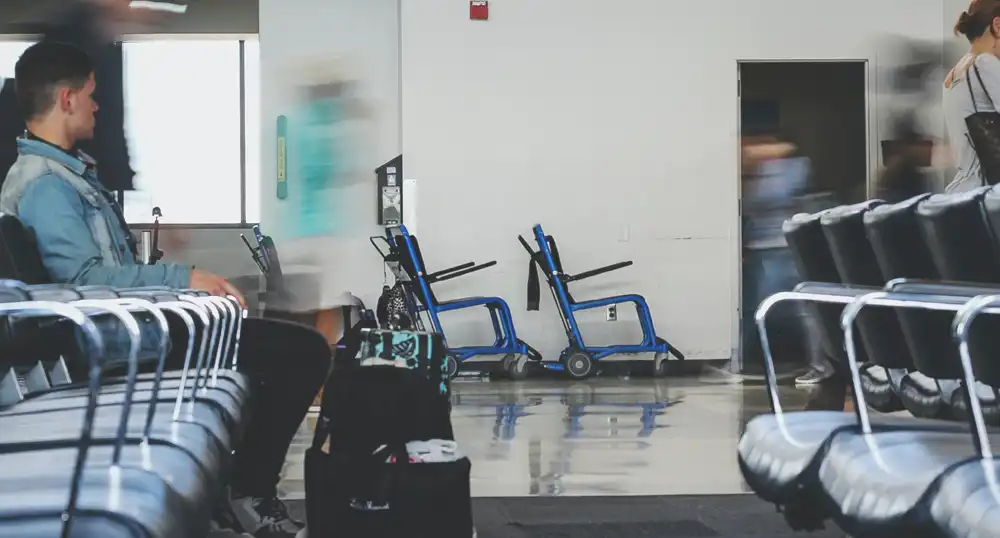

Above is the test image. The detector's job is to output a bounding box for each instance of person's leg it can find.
[229,317,331,537]
[311,307,344,407]
[741,250,766,369]
[755,247,835,386]
[794,305,836,385]
[804,372,849,412]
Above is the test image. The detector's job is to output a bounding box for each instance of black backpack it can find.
[376,283,413,330]
[305,328,473,538]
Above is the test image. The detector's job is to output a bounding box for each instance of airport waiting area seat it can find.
[738,190,1000,537]
[0,213,321,537]
[0,280,248,538]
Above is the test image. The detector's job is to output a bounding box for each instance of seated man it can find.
[1,41,327,538]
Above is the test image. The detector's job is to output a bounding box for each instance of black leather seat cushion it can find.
[948,384,1000,427]
[0,405,226,477]
[45,370,252,399]
[0,465,194,538]
[898,372,952,420]
[738,411,972,504]
[9,386,243,434]
[929,459,1000,538]
[0,445,212,530]
[0,518,138,538]
[859,364,904,413]
[818,430,1000,535]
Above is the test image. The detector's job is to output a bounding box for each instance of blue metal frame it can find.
[387,225,539,364]
[530,224,681,362]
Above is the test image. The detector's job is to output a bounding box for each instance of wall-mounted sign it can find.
[276,115,288,199]
[377,155,403,226]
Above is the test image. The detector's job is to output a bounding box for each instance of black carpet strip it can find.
[286,494,847,537]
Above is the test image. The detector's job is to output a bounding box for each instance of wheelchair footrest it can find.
[520,340,543,362]
[656,337,685,361]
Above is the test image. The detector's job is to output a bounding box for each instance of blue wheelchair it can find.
[519,224,684,379]
[374,225,542,379]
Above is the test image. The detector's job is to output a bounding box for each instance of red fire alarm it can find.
[470,1,488,21]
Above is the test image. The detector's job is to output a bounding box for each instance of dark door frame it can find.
[734,59,871,373]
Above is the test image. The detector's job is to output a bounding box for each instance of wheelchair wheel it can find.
[563,350,593,380]
[653,355,669,378]
[506,354,529,380]
[444,354,460,379]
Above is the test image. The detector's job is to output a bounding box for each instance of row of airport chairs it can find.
[0,280,250,538]
[738,186,1000,537]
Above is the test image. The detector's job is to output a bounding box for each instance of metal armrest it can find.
[565,261,633,282]
[433,261,498,282]
[886,279,1000,297]
[795,282,876,295]
[428,261,476,280]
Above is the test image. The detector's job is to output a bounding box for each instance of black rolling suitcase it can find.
[305,328,474,538]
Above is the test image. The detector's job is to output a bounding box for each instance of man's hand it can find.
[189,268,247,308]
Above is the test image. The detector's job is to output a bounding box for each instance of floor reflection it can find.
[279,376,814,499]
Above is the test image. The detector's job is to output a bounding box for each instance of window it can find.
[0,41,31,78]
[0,38,260,225]
[244,39,261,224]
[123,39,246,224]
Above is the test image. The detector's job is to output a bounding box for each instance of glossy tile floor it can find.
[277,375,814,500]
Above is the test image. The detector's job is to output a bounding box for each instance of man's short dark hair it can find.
[14,41,94,121]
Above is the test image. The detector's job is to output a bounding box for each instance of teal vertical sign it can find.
[276,115,288,199]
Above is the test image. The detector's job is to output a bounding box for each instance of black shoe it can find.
[230,496,304,538]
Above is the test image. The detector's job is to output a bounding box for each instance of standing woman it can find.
[944,0,1000,192]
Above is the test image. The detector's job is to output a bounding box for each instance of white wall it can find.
[253,0,947,361]
[401,0,946,361]
[257,0,401,308]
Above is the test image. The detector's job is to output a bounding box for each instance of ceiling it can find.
[0,0,258,35]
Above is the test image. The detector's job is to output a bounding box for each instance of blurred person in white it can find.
[945,0,1000,192]
[263,56,372,344]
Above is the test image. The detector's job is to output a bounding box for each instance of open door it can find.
[736,60,868,375]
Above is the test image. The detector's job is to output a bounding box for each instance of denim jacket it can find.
[0,138,190,288]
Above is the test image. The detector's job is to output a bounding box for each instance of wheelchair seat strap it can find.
[527,253,541,311]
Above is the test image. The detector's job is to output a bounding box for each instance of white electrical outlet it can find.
[606,305,618,321]
[619,224,630,243]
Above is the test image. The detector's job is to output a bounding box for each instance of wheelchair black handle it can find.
[565,261,633,282]
[517,235,536,256]
[370,235,393,259]
[429,261,476,280]
[433,261,498,282]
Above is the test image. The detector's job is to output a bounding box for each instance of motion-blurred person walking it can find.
[0,0,175,191]
[740,134,833,387]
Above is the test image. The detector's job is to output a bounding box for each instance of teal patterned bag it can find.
[359,329,449,396]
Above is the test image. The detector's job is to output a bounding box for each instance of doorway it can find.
[736,61,868,374]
